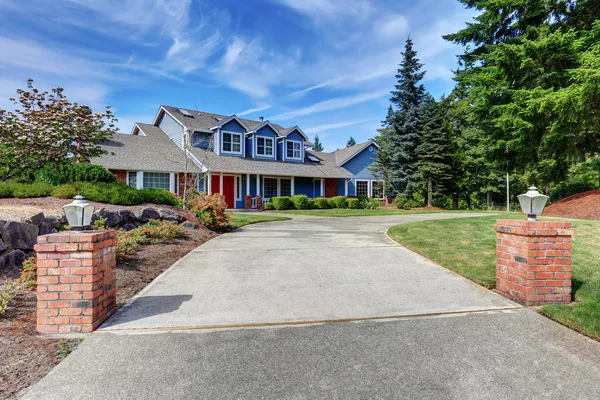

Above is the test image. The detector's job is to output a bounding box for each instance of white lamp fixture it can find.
[62,195,95,231]
[517,186,549,221]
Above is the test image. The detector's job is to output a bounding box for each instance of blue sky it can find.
[0,0,475,151]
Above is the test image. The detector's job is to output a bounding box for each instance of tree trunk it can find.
[427,177,433,207]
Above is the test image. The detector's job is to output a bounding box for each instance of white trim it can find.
[185,149,207,172]
[256,174,260,197]
[152,106,185,128]
[235,175,242,201]
[262,176,293,198]
[246,173,250,197]
[169,172,175,193]
[247,121,280,136]
[210,114,250,131]
[136,171,143,190]
[220,130,243,155]
[355,179,369,197]
[279,126,309,141]
[338,140,380,167]
[344,179,348,196]
[219,173,223,195]
[285,140,302,160]
[320,179,325,197]
[207,173,212,195]
[291,176,295,196]
[131,123,147,136]
[255,135,274,157]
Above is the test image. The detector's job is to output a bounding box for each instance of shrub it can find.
[314,197,331,209]
[0,280,20,317]
[0,182,17,198]
[11,182,54,198]
[549,182,597,202]
[52,184,79,199]
[306,199,316,209]
[138,219,185,244]
[331,196,348,209]
[364,198,383,209]
[271,196,292,210]
[263,202,275,210]
[188,192,231,231]
[61,164,116,184]
[35,168,61,186]
[291,194,310,209]
[392,195,422,209]
[138,188,178,206]
[115,230,142,261]
[347,198,363,209]
[20,257,37,289]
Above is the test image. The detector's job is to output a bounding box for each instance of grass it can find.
[229,213,291,228]
[273,208,444,217]
[388,214,600,341]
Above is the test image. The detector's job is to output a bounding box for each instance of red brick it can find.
[60,276,82,284]
[47,284,71,292]
[38,308,59,317]
[37,325,59,333]
[38,276,59,285]
[60,292,82,300]
[58,259,82,268]
[38,293,59,301]
[60,308,83,316]
[48,300,71,309]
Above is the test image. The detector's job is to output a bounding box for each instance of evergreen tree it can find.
[387,36,427,196]
[346,136,356,147]
[312,134,324,152]
[415,95,452,207]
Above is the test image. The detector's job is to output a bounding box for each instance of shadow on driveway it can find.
[101,295,193,329]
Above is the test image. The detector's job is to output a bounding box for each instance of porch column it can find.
[207,173,212,194]
[136,171,143,190]
[320,179,324,198]
[169,172,175,193]
[246,173,250,196]
[219,173,223,195]
[256,174,260,197]
[344,179,348,196]
[291,177,295,196]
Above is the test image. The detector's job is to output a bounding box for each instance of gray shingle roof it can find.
[92,124,199,173]
[189,147,353,178]
[333,141,375,166]
[160,105,287,134]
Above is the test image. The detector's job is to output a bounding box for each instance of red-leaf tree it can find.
[0,79,117,181]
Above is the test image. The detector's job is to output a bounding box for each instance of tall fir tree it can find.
[415,94,452,207]
[387,36,427,196]
[346,136,356,147]
[312,134,324,152]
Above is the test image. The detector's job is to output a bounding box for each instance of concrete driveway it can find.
[23,213,600,399]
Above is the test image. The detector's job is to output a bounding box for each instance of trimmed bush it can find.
[0,182,55,198]
[36,164,116,185]
[291,194,310,209]
[331,196,348,209]
[263,202,275,210]
[306,199,316,209]
[271,196,292,210]
[347,198,363,209]
[313,197,331,209]
[364,198,383,209]
[51,184,78,199]
[138,188,178,206]
[392,194,422,209]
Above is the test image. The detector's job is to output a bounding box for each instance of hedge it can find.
[313,197,331,209]
[0,182,55,198]
[271,196,292,210]
[347,198,363,209]
[36,164,116,185]
[291,194,310,209]
[331,196,348,209]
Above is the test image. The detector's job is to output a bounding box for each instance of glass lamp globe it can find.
[517,186,549,221]
[62,195,95,231]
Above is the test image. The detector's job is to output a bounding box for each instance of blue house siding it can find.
[295,177,314,198]
[219,120,246,157]
[342,143,377,179]
[282,131,305,163]
[337,179,347,196]
[277,141,284,161]
[253,126,278,160]
[246,136,253,157]
[158,111,183,148]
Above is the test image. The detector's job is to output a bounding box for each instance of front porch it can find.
[206,172,349,209]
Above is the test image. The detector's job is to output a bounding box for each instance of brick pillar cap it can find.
[494,219,573,236]
[36,230,116,244]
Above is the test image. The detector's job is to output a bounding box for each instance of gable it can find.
[222,119,246,133]
[255,124,279,137]
[285,131,304,143]
[341,143,377,177]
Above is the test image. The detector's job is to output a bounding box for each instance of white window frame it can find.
[262,176,293,200]
[286,140,302,160]
[221,130,242,154]
[236,175,242,201]
[355,180,369,197]
[256,136,274,157]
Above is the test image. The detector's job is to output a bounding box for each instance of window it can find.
[197,176,205,192]
[127,172,137,188]
[356,180,369,197]
[264,178,278,199]
[280,179,292,197]
[257,137,273,156]
[222,132,241,153]
[236,176,242,200]
[371,181,384,199]
[143,172,170,190]
[286,141,301,159]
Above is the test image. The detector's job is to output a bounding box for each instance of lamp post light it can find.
[62,195,95,231]
[517,186,549,221]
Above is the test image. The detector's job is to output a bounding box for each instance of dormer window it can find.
[222,132,242,153]
[257,136,274,156]
[286,141,301,159]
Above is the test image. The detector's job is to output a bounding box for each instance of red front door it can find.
[211,175,236,209]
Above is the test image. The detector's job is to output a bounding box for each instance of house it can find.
[93,105,383,209]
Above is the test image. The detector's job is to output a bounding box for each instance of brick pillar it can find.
[244,195,252,210]
[494,219,573,306]
[34,231,117,334]
[256,195,263,211]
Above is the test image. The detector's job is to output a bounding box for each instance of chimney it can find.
[259,116,264,122]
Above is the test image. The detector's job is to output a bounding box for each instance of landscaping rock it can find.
[180,221,199,229]
[118,210,136,224]
[92,208,121,228]
[29,212,45,227]
[7,249,27,267]
[0,238,6,253]
[135,207,159,223]
[158,208,185,222]
[39,221,54,236]
[122,223,138,231]
[1,221,39,250]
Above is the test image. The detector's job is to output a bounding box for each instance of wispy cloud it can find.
[304,118,370,134]
[237,105,272,117]
[270,90,388,121]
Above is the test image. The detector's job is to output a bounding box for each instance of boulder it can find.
[1,221,39,250]
[180,221,198,229]
[7,249,27,267]
[122,223,138,231]
[92,208,121,227]
[29,212,45,227]
[39,216,62,235]
[118,210,136,224]
[158,208,185,222]
[0,238,6,253]
[135,207,159,223]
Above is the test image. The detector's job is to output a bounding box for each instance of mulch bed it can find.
[544,189,600,221]
[0,225,216,399]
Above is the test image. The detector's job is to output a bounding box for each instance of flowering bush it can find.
[188,192,231,231]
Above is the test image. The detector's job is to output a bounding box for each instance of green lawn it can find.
[388,214,600,341]
[273,209,443,217]
[229,213,291,228]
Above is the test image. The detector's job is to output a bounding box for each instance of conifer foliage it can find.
[312,134,324,152]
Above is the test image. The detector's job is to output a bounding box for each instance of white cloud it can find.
[270,90,388,121]
[272,0,374,20]
[304,118,370,134]
[237,105,272,117]
[375,14,410,39]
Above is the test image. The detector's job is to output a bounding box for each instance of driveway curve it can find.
[101,212,515,332]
